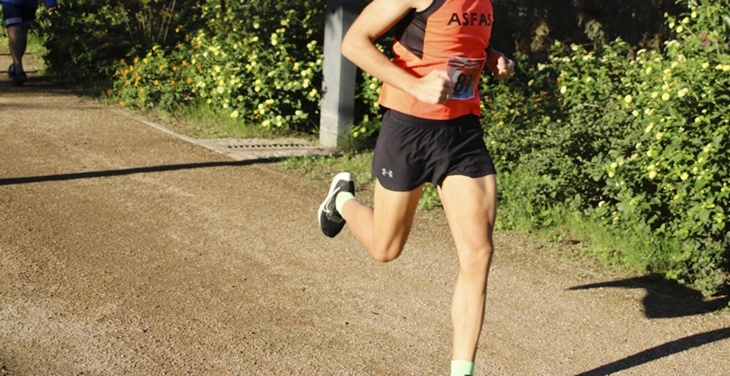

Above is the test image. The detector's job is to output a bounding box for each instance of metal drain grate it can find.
[195,138,334,161]
[227,142,312,150]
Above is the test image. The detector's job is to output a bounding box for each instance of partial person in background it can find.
[1,0,57,86]
[317,0,514,375]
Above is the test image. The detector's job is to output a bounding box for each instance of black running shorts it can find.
[372,109,496,192]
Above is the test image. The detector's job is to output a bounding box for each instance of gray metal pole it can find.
[319,0,359,148]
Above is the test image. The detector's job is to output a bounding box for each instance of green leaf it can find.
[723,15,730,29]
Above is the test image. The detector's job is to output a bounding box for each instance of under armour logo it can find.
[381,168,393,178]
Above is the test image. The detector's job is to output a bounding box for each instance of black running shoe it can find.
[318,172,355,238]
[11,71,26,86]
[8,64,15,78]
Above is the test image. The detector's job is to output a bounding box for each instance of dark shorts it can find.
[2,3,37,28]
[372,109,496,192]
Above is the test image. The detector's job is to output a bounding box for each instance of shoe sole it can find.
[317,172,355,235]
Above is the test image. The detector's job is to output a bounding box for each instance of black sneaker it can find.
[11,71,26,86]
[8,64,15,78]
[318,172,355,238]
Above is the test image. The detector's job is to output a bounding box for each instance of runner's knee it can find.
[458,244,493,271]
[369,241,405,263]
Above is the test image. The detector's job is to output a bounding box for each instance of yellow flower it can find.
[649,171,658,179]
[230,110,239,118]
[624,94,633,103]
[154,80,159,86]
[662,93,671,101]
[158,65,164,71]
[119,101,125,107]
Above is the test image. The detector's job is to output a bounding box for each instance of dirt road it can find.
[1,75,729,375]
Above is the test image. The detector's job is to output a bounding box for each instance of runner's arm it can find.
[341,0,454,105]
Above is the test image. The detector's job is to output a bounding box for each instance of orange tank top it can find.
[378,0,493,120]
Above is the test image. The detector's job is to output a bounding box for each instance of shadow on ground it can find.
[571,275,729,375]
[0,159,285,186]
[569,274,729,318]
[576,326,730,376]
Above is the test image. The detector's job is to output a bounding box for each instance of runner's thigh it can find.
[438,174,497,251]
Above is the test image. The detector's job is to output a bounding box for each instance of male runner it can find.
[317,0,514,375]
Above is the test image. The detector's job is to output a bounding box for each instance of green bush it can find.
[484,0,729,295]
[42,0,203,84]
[108,0,325,132]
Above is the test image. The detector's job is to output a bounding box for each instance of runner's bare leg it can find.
[340,179,423,262]
[438,174,497,362]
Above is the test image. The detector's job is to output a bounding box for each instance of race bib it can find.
[445,56,485,100]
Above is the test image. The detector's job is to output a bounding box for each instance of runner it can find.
[1,0,57,86]
[317,0,514,375]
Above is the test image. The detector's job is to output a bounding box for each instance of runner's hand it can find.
[486,51,515,80]
[411,70,454,105]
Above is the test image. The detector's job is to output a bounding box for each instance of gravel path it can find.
[1,71,728,375]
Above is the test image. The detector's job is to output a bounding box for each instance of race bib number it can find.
[445,56,485,100]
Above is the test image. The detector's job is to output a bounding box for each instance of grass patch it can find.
[117,102,319,141]
[278,151,373,187]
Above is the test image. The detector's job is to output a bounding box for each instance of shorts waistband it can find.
[385,109,480,128]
